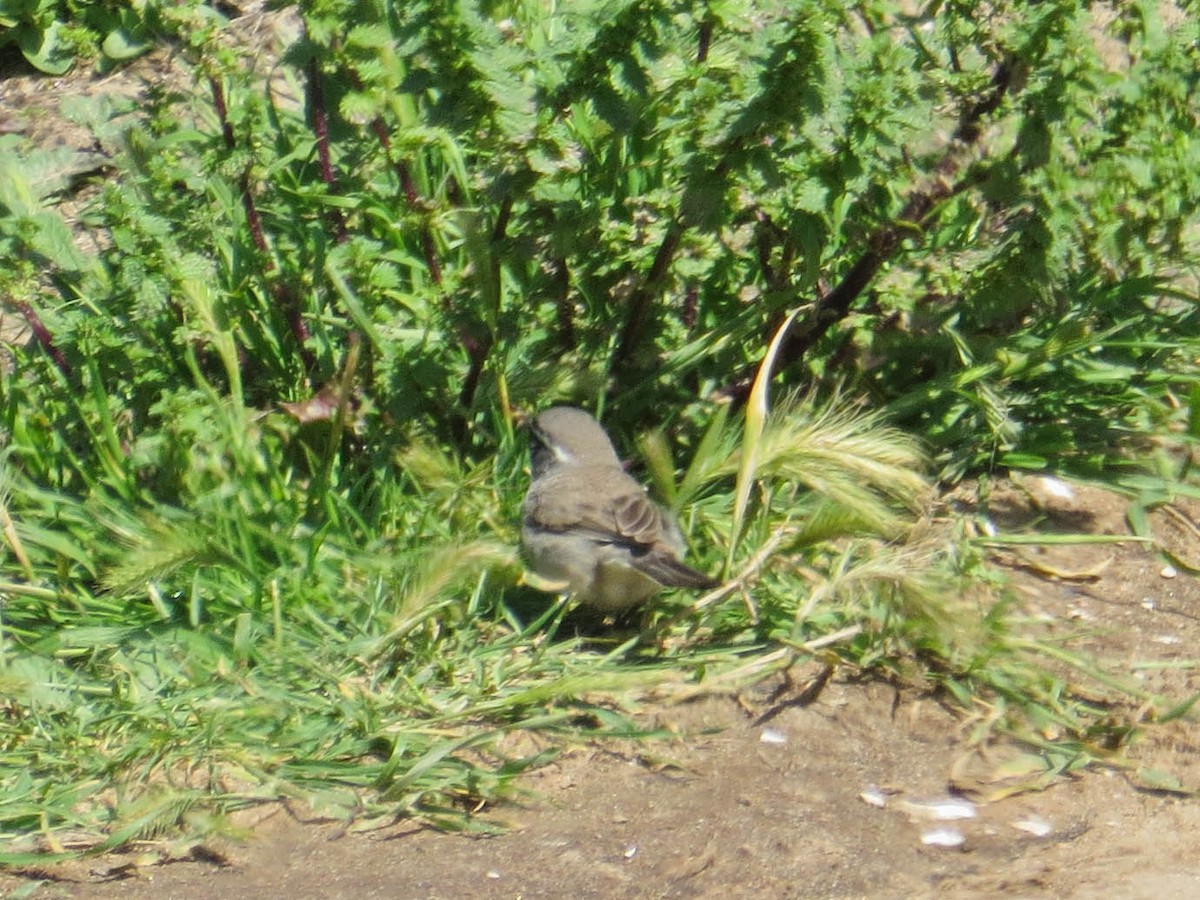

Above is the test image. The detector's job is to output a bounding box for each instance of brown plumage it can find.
[521,407,717,613]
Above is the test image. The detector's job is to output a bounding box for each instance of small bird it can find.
[520,406,718,614]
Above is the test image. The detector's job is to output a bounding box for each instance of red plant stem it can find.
[613,13,716,364]
[240,169,313,349]
[369,118,420,204]
[15,300,71,378]
[458,331,492,410]
[491,195,513,243]
[307,59,348,243]
[303,13,347,248]
[697,18,713,64]
[275,282,312,346]
[682,286,699,330]
[418,228,442,286]
[551,257,574,349]
[309,62,335,186]
[209,78,236,150]
[370,118,442,284]
[239,170,271,257]
[214,91,312,357]
[756,213,776,287]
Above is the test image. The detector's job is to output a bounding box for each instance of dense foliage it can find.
[0,0,1197,854]
[0,0,166,73]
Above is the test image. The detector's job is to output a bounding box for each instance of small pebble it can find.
[920,827,965,848]
[1013,815,1053,837]
[859,786,888,809]
[902,797,977,820]
[1036,476,1075,500]
[1067,602,1095,621]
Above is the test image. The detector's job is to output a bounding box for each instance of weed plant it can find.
[0,0,1198,855]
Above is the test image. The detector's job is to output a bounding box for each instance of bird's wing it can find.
[525,467,719,591]
[525,466,669,550]
[608,489,669,548]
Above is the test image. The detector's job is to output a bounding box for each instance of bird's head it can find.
[528,406,621,478]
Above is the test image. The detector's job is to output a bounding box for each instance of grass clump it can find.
[1,0,1198,857]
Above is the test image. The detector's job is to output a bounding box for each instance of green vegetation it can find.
[1,0,1198,857]
[0,0,168,74]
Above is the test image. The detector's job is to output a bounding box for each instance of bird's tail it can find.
[634,554,719,591]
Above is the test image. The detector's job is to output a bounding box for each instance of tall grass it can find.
[1,0,1198,855]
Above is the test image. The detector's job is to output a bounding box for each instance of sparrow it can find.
[520,406,717,614]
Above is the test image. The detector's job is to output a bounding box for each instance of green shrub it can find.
[1,0,1197,852]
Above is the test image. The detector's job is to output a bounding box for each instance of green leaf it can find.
[101,27,152,61]
[17,20,74,75]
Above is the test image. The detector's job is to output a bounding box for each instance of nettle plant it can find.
[0,0,1198,847]
[7,1,1197,481]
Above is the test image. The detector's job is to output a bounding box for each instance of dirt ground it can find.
[3,482,1199,899]
[4,9,1200,898]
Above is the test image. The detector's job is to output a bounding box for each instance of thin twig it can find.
[613,222,683,366]
[658,625,864,702]
[699,525,794,611]
[657,525,794,636]
[797,624,864,652]
[0,495,34,579]
[723,55,1019,400]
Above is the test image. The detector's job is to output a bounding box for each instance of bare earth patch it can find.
[3,480,1199,899]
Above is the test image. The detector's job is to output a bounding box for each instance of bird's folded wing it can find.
[526,467,667,549]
